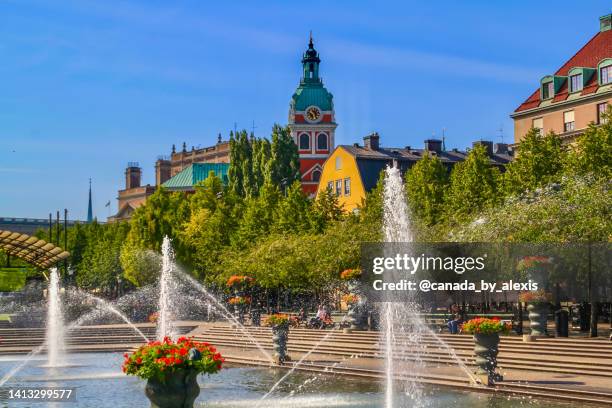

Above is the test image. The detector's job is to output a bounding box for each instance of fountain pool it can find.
[0,352,571,408]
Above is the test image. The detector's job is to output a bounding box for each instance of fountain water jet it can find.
[45,267,65,367]
[380,164,480,407]
[157,236,178,340]
[69,288,150,342]
[144,242,275,363]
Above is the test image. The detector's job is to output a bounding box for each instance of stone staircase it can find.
[0,325,195,353]
[193,325,612,378]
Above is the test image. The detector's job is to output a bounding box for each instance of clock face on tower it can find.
[305,106,321,122]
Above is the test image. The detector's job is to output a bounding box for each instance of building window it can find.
[312,170,321,182]
[344,178,351,196]
[570,73,583,92]
[335,156,342,170]
[532,118,543,135]
[563,111,575,132]
[299,133,310,150]
[335,180,342,196]
[317,133,328,150]
[542,81,553,99]
[597,102,608,124]
[327,181,333,192]
[601,65,612,85]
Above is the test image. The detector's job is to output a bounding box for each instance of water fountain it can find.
[157,235,178,341]
[45,267,66,367]
[380,164,479,407]
[380,165,425,407]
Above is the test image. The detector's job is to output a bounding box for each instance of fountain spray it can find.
[46,267,66,367]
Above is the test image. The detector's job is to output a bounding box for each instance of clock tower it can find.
[288,34,337,196]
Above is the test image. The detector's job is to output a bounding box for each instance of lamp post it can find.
[280,178,288,196]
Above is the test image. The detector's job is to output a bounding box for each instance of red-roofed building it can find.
[511,14,612,144]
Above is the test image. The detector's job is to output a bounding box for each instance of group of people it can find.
[292,305,334,329]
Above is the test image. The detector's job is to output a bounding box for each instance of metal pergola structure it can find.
[0,230,70,269]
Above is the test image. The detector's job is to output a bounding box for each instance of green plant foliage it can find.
[0,269,28,291]
[404,151,448,225]
[265,124,300,189]
[445,144,501,220]
[564,107,612,179]
[450,176,611,242]
[503,129,564,196]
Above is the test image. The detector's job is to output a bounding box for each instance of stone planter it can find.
[145,369,200,408]
[527,303,549,337]
[473,333,501,382]
[346,280,367,331]
[347,303,358,330]
[272,324,289,364]
[347,303,367,331]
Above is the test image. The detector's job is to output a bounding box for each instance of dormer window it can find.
[601,64,612,85]
[570,73,583,92]
[542,81,554,99]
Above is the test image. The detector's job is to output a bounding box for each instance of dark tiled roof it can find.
[515,29,612,113]
[340,145,512,192]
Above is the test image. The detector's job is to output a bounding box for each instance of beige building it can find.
[108,163,156,222]
[109,136,230,222]
[512,14,611,144]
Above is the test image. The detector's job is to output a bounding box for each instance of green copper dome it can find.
[290,36,334,112]
[291,85,334,111]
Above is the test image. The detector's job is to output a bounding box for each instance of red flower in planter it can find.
[122,336,224,381]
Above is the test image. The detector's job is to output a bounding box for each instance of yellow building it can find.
[317,133,512,212]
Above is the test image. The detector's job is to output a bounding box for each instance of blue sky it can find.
[0,0,609,220]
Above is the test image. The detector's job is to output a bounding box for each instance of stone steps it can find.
[192,326,612,378]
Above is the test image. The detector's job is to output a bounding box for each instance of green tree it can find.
[565,107,612,179]
[232,182,281,248]
[503,129,564,196]
[265,124,300,190]
[252,138,272,195]
[445,144,500,219]
[227,131,244,197]
[404,152,448,225]
[78,222,130,294]
[451,176,611,242]
[274,181,312,234]
[310,187,343,232]
[239,131,256,197]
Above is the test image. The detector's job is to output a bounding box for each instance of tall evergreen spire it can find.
[87,178,93,223]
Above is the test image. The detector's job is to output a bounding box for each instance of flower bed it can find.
[122,337,224,381]
[340,269,362,281]
[461,318,511,335]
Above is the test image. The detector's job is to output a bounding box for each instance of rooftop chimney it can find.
[600,14,611,32]
[424,139,442,153]
[472,140,493,156]
[155,158,171,186]
[363,132,380,150]
[125,162,141,190]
